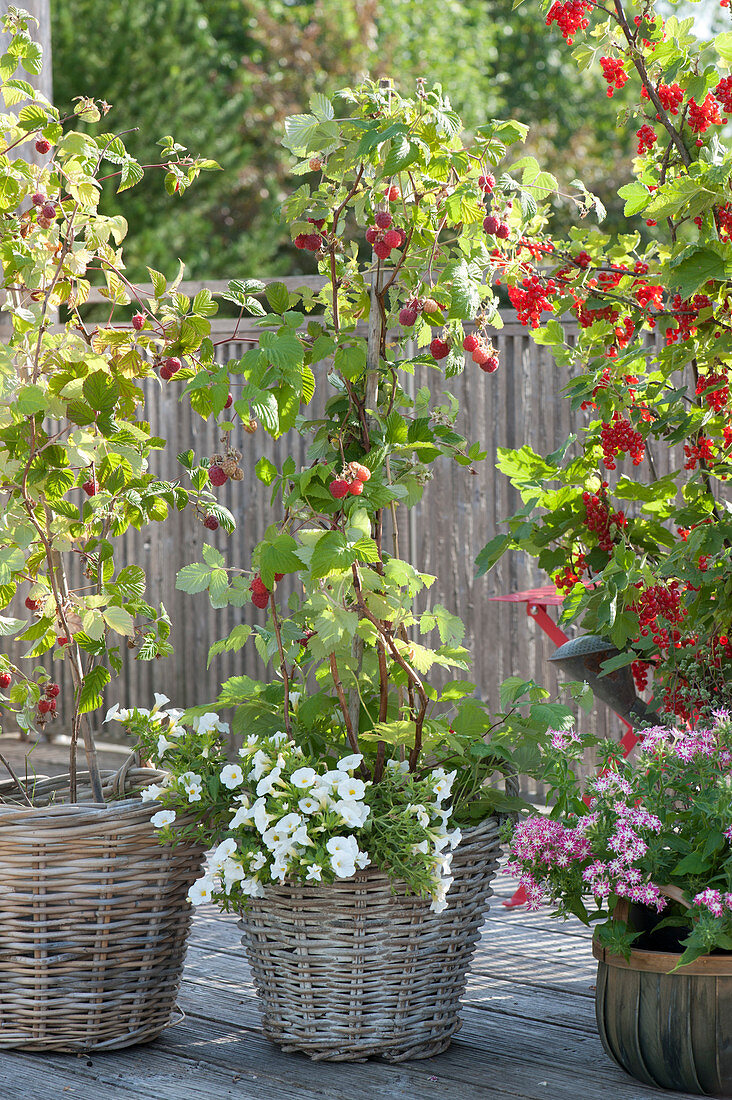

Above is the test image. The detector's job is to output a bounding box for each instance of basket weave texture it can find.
[0,768,204,1051]
[239,814,503,1061]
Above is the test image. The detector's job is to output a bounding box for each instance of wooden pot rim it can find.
[592,938,732,976]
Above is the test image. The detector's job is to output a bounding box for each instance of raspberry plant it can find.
[176,80,580,813]
[479,0,732,724]
[0,8,230,800]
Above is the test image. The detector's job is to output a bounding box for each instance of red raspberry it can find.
[0,672,11,689]
[204,515,219,531]
[56,635,69,646]
[348,480,364,496]
[274,573,285,582]
[209,465,228,486]
[25,596,42,611]
[496,223,510,240]
[383,229,401,249]
[329,478,351,499]
[294,234,309,249]
[41,202,56,220]
[250,576,270,609]
[365,226,380,244]
[35,138,51,154]
[482,356,499,374]
[159,365,173,381]
[472,347,490,367]
[82,479,98,496]
[348,462,371,483]
[482,214,500,235]
[165,357,182,374]
[45,682,60,698]
[224,394,233,410]
[374,211,393,229]
[38,698,53,715]
[463,334,479,352]
[307,217,326,230]
[386,185,401,201]
[399,306,418,327]
[373,241,392,260]
[430,338,450,360]
[132,312,145,331]
[304,233,323,251]
[31,192,45,206]
[478,174,495,192]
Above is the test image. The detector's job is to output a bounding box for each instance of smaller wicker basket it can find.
[0,763,205,1051]
[239,814,504,1061]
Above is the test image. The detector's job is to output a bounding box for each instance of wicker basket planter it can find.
[239,815,503,1061]
[0,767,204,1051]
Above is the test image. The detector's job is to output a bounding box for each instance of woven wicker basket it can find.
[239,814,504,1061]
[0,764,204,1051]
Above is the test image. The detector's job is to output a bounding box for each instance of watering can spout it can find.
[548,635,660,728]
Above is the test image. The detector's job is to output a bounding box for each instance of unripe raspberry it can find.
[308,157,323,171]
[430,338,450,360]
[482,214,499,235]
[463,334,479,352]
[329,478,350,499]
[132,312,145,331]
[496,222,510,240]
[31,192,45,206]
[45,682,60,698]
[82,479,98,496]
[230,466,245,481]
[373,241,392,260]
[422,298,439,315]
[348,480,364,496]
[383,229,401,249]
[41,202,56,220]
[399,306,418,327]
[472,347,490,367]
[25,596,42,611]
[224,394,233,410]
[204,514,219,531]
[374,211,393,229]
[208,465,228,487]
[365,226,380,244]
[0,671,10,689]
[164,356,182,374]
[38,698,53,715]
[349,462,371,483]
[35,138,51,154]
[220,455,239,478]
[36,215,52,229]
[250,576,270,609]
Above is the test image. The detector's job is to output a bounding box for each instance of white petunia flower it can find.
[270,857,289,881]
[151,809,176,828]
[337,753,363,772]
[195,712,225,736]
[354,850,370,870]
[290,767,317,789]
[271,730,287,747]
[249,852,267,871]
[447,827,462,850]
[432,769,456,803]
[385,758,409,775]
[326,835,359,859]
[239,734,260,756]
[321,769,349,788]
[290,824,311,848]
[412,840,430,855]
[140,783,165,803]
[306,863,322,882]
[240,877,265,898]
[298,796,319,815]
[276,812,303,835]
[152,692,170,712]
[330,852,356,879]
[262,826,288,851]
[167,724,186,738]
[220,763,244,789]
[222,858,246,894]
[407,803,430,828]
[157,734,176,758]
[103,704,123,724]
[188,876,216,905]
[334,799,370,828]
[256,765,282,797]
[210,837,237,868]
[336,776,366,801]
[180,771,203,803]
[253,798,271,834]
[230,804,254,828]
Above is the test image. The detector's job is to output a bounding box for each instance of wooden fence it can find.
[5,295,674,767]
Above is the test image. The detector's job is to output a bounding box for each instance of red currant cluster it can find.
[600,57,628,96]
[718,204,732,241]
[634,583,685,648]
[665,293,712,345]
[641,82,684,116]
[684,436,716,471]
[633,282,663,311]
[687,95,724,141]
[631,659,651,693]
[715,77,732,114]
[462,333,498,372]
[329,461,371,500]
[696,371,729,413]
[545,0,590,43]
[508,274,557,329]
[636,123,657,155]
[582,492,626,553]
[365,211,405,260]
[600,414,645,470]
[554,553,586,592]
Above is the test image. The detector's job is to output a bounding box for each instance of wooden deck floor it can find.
[0,870,697,1100]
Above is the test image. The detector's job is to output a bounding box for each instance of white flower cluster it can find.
[182,731,461,912]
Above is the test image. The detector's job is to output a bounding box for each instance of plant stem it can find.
[269,594,292,739]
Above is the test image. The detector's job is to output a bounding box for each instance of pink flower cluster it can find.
[507,815,592,909]
[637,724,732,766]
[549,727,581,751]
[693,889,732,917]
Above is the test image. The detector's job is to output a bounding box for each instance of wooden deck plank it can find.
[0,877,700,1100]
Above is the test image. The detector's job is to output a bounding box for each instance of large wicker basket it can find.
[239,814,503,1061]
[0,766,204,1051]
